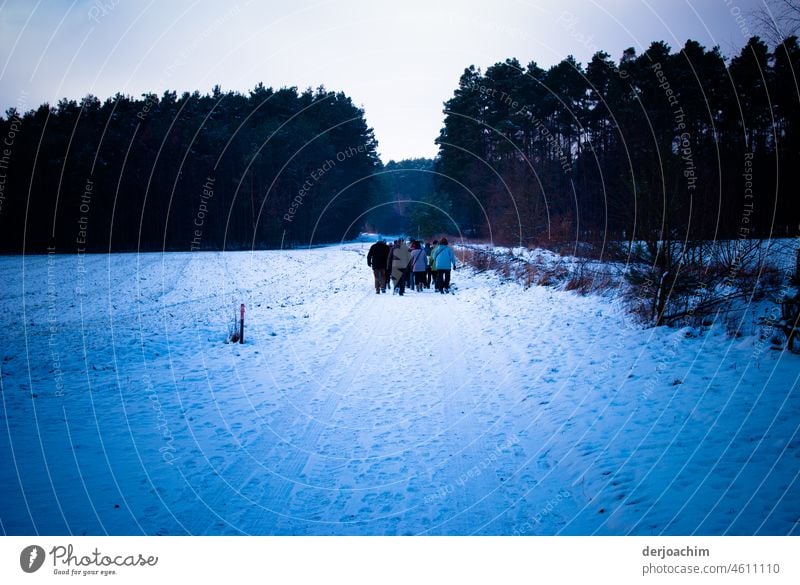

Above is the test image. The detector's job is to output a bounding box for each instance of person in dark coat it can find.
[407,240,418,289]
[367,239,390,293]
[423,242,432,288]
[430,240,441,292]
[405,240,415,289]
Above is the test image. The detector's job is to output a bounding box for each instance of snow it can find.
[0,244,798,535]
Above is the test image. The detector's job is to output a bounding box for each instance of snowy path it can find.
[1,245,798,535]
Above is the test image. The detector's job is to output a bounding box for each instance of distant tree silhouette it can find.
[435,36,800,248]
[0,85,382,253]
[366,158,451,237]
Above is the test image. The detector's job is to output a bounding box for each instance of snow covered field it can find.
[1,244,798,535]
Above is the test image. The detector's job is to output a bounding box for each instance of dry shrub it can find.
[564,274,593,294]
[523,264,538,288]
[592,273,615,294]
[460,248,495,272]
[537,272,556,286]
[460,241,619,295]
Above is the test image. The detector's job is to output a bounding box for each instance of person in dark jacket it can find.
[432,237,457,293]
[367,239,390,293]
[405,240,415,289]
[430,240,441,292]
[408,240,418,289]
[423,242,432,288]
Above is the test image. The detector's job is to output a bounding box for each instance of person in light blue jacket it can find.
[432,238,457,293]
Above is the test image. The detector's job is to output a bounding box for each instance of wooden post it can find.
[239,303,245,344]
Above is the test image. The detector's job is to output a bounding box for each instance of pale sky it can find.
[0,0,766,162]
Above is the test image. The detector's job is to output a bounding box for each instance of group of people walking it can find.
[367,238,458,296]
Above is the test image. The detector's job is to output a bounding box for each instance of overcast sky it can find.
[0,0,767,162]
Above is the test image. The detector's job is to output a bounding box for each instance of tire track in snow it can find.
[418,293,517,535]
[185,252,382,534]
[244,288,387,534]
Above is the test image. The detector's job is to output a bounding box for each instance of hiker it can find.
[390,239,411,296]
[432,237,457,294]
[410,241,428,292]
[385,239,398,291]
[408,241,420,289]
[405,241,415,290]
[430,239,441,292]
[367,239,390,293]
[423,242,432,289]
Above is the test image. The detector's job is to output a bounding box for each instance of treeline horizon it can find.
[0,84,381,253]
[1,34,799,255]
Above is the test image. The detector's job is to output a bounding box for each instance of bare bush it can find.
[460,237,796,334]
[564,274,593,294]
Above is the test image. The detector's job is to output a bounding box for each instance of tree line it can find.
[0,84,381,253]
[2,35,798,260]
[433,36,800,250]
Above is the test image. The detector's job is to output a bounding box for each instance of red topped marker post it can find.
[239,303,245,344]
